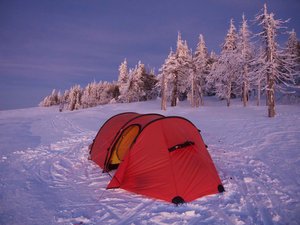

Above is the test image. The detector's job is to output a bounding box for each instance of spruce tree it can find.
[118,59,129,97]
[68,85,82,111]
[209,19,240,106]
[285,29,300,85]
[170,32,191,106]
[126,61,146,102]
[159,49,179,110]
[193,34,209,107]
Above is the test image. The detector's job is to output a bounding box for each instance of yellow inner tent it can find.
[110,125,140,165]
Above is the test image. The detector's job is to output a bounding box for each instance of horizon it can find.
[1,0,300,110]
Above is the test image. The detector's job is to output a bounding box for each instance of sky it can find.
[1,0,300,110]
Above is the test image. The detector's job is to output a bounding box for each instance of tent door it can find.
[108,125,140,169]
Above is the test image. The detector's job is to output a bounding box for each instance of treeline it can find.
[40,4,300,116]
[39,61,158,111]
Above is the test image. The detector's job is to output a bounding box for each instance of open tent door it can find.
[107,125,140,170]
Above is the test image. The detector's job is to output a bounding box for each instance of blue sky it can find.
[1,0,300,110]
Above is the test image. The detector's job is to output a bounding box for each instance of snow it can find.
[0,97,300,225]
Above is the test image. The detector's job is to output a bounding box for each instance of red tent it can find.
[90,113,224,204]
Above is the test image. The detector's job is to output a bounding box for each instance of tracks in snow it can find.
[211,141,297,225]
[8,114,300,224]
[13,134,298,225]
[50,114,86,135]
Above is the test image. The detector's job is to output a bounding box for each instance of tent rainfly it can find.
[89,112,224,204]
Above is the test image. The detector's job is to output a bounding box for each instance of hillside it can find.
[0,97,299,224]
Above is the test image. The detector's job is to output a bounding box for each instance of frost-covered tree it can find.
[141,69,158,101]
[255,3,296,117]
[286,30,299,59]
[209,19,240,106]
[125,61,146,102]
[285,29,300,84]
[40,79,120,110]
[99,81,119,104]
[206,51,219,96]
[39,89,60,107]
[39,96,49,107]
[68,85,82,111]
[61,90,70,106]
[117,60,157,103]
[118,58,129,97]
[159,49,179,110]
[166,33,191,107]
[192,34,209,107]
[80,81,119,108]
[158,34,192,109]
[237,14,254,106]
[81,81,97,108]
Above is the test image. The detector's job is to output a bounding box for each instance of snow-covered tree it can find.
[174,33,192,106]
[209,19,240,106]
[162,32,192,107]
[99,81,119,104]
[158,38,192,109]
[286,30,299,59]
[159,49,179,110]
[39,96,49,107]
[40,74,120,110]
[255,3,296,117]
[118,59,129,97]
[68,85,82,111]
[118,60,157,103]
[237,14,254,106]
[192,34,210,107]
[141,69,158,101]
[81,81,97,108]
[285,29,300,84]
[205,51,219,96]
[125,61,146,102]
[61,90,70,106]
[39,89,60,107]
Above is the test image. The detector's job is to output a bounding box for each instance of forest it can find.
[40,4,300,117]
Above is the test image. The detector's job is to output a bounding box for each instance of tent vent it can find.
[172,196,185,205]
[218,184,225,193]
[168,141,194,152]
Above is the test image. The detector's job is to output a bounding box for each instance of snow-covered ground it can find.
[0,97,299,225]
